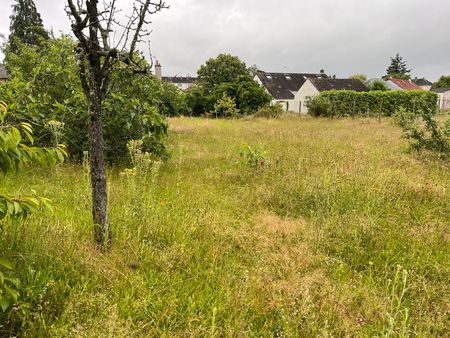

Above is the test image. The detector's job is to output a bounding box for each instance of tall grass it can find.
[1,115,449,336]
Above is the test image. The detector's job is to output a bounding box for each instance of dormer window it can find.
[284,74,292,80]
[266,74,272,80]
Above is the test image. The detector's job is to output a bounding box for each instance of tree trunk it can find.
[88,95,111,249]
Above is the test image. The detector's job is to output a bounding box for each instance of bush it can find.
[254,103,284,119]
[369,80,389,91]
[0,37,168,164]
[212,93,239,118]
[314,90,438,117]
[305,96,332,117]
[395,108,450,156]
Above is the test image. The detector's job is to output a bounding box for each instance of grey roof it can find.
[0,66,9,80]
[365,78,401,90]
[412,78,433,86]
[162,76,196,84]
[256,70,328,99]
[310,78,369,92]
[431,87,450,93]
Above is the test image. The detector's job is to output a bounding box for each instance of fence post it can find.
[378,98,383,123]
[352,98,356,119]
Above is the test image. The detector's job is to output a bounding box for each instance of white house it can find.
[412,77,433,91]
[432,87,450,111]
[295,78,369,114]
[254,70,328,112]
[155,61,196,90]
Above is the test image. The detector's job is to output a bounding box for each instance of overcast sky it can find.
[1,0,449,81]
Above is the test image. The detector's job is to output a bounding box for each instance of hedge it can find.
[316,90,438,117]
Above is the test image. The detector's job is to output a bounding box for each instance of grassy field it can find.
[1,115,449,336]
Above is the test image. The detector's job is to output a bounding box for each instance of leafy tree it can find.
[369,80,389,91]
[434,75,450,89]
[8,0,49,50]
[0,37,168,164]
[197,54,250,92]
[386,53,411,79]
[66,0,168,248]
[190,54,271,116]
[349,74,367,83]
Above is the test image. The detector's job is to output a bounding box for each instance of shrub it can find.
[395,108,450,156]
[369,80,389,91]
[212,93,240,118]
[254,103,284,119]
[305,96,332,117]
[316,90,438,117]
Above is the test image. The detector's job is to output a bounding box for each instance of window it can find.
[266,74,272,80]
[284,74,292,80]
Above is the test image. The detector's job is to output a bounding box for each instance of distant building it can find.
[0,66,9,82]
[162,76,197,90]
[432,87,450,111]
[254,70,328,112]
[296,78,369,114]
[388,78,422,91]
[155,61,196,90]
[412,77,433,91]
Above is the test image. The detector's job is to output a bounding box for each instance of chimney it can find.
[155,61,162,80]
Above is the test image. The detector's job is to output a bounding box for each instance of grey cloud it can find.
[1,0,449,80]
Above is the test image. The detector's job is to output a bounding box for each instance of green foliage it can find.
[8,0,49,51]
[313,90,438,117]
[159,81,191,117]
[386,53,411,79]
[433,75,450,89]
[0,37,168,164]
[395,108,450,156]
[0,258,21,318]
[253,103,284,119]
[212,93,240,118]
[238,144,268,169]
[197,53,250,92]
[305,95,332,117]
[188,54,271,117]
[348,74,367,82]
[0,100,65,321]
[369,80,389,91]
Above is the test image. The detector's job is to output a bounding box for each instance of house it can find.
[296,78,369,114]
[0,66,9,82]
[365,78,402,90]
[432,87,450,111]
[388,78,422,91]
[254,70,328,112]
[412,77,433,91]
[155,61,196,90]
[162,76,197,90]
